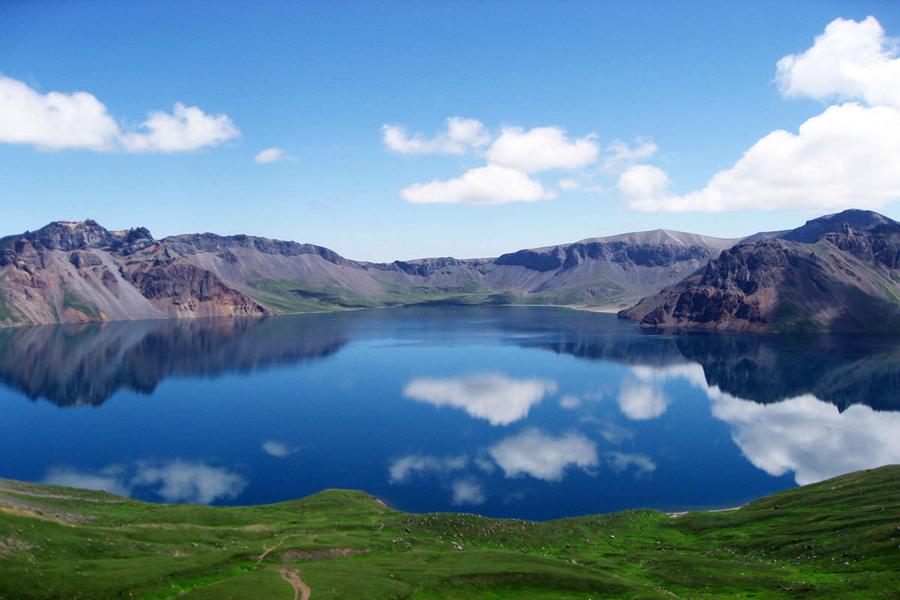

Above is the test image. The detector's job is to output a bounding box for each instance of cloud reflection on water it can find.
[627,362,900,485]
[488,429,598,482]
[403,373,557,425]
[43,459,247,504]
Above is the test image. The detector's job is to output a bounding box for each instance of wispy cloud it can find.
[261,440,297,458]
[254,147,291,164]
[382,117,489,155]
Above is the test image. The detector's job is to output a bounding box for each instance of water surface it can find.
[0,307,897,520]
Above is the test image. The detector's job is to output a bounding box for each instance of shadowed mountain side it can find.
[620,210,900,332]
[0,316,348,407]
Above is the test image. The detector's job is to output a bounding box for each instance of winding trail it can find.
[256,537,287,565]
[279,567,311,600]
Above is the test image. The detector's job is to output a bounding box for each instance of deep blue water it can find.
[0,307,897,520]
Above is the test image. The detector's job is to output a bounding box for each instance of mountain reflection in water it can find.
[0,307,896,411]
[0,307,897,518]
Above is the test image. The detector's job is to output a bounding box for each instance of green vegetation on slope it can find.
[245,276,628,315]
[61,286,103,320]
[0,467,898,599]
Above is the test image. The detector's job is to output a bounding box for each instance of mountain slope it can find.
[0,221,737,326]
[620,210,900,332]
[0,221,268,326]
[0,466,898,598]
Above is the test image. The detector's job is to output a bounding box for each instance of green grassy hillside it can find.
[0,466,898,599]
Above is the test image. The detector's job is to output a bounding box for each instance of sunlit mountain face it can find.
[0,307,896,519]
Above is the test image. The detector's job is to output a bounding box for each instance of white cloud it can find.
[617,381,670,420]
[619,102,900,212]
[261,440,296,458]
[0,76,239,153]
[401,164,554,205]
[255,147,290,164]
[488,429,598,481]
[403,373,557,425]
[558,179,580,192]
[487,126,599,173]
[0,75,120,150]
[120,102,239,153]
[43,459,246,504]
[450,478,486,505]
[604,451,656,476]
[388,454,468,483]
[619,17,900,213]
[777,16,900,108]
[382,117,490,155]
[617,164,670,208]
[603,138,658,172]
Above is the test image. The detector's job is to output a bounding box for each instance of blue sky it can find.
[2,1,899,261]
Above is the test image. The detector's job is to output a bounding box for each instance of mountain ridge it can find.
[0,220,738,326]
[619,210,900,332]
[1,209,898,331]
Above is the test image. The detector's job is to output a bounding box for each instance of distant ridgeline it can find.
[0,308,896,410]
[0,209,897,332]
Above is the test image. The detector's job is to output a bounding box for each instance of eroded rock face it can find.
[164,233,351,265]
[390,258,467,277]
[123,261,267,317]
[620,212,900,332]
[0,221,269,326]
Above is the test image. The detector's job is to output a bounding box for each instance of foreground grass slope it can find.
[0,466,897,599]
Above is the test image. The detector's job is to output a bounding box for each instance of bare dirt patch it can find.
[281,547,358,561]
[279,567,311,600]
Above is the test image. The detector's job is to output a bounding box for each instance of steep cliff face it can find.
[620,211,900,332]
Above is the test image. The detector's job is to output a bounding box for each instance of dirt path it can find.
[279,567,311,600]
[256,537,287,565]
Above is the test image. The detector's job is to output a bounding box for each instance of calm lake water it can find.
[0,307,897,520]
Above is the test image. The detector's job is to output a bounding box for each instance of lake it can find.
[0,306,897,520]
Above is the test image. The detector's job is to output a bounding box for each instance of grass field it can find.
[0,466,898,599]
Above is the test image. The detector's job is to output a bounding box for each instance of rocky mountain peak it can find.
[782,209,898,243]
[27,220,117,251]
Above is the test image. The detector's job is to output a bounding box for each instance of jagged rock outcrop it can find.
[620,210,900,332]
[0,221,268,326]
